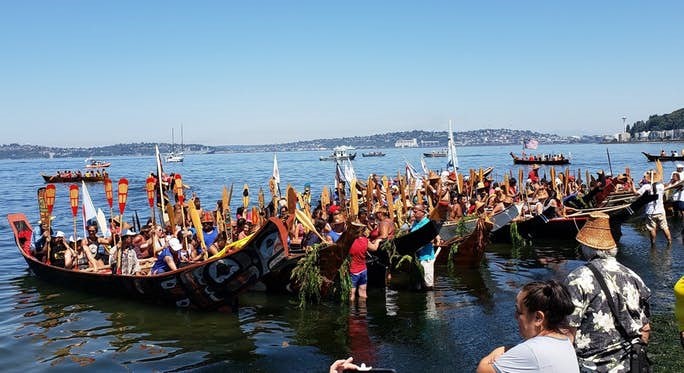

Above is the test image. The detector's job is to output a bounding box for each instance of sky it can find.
[2,1,683,147]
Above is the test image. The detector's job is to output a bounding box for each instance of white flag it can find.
[420,157,429,176]
[273,153,280,184]
[81,181,98,237]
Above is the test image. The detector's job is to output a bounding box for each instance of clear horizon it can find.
[2,1,682,147]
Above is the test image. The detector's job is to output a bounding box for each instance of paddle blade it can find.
[258,187,265,210]
[350,179,358,218]
[287,186,297,215]
[188,199,206,250]
[222,186,229,215]
[321,186,330,209]
[227,183,233,207]
[242,183,249,209]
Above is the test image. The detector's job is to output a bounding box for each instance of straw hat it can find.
[111,215,132,230]
[532,164,540,170]
[576,212,616,250]
[428,171,441,181]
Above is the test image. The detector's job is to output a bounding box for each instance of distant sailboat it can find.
[166,125,185,163]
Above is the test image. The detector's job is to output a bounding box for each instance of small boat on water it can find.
[319,146,356,161]
[41,172,109,183]
[641,151,684,162]
[8,213,290,311]
[166,126,185,163]
[84,158,111,168]
[361,151,386,157]
[423,149,447,158]
[510,152,570,165]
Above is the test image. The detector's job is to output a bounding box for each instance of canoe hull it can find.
[642,151,684,162]
[8,213,289,311]
[41,174,108,183]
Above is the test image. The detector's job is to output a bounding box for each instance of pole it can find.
[606,148,613,176]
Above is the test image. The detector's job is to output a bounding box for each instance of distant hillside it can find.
[0,128,597,160]
[628,108,684,134]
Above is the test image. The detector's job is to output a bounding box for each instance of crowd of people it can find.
[27,163,684,371]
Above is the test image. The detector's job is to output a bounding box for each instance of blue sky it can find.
[2,1,683,147]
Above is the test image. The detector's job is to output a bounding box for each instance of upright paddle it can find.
[116,178,129,274]
[146,176,157,225]
[44,184,56,265]
[69,185,79,254]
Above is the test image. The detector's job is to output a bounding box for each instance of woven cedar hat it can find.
[428,171,441,181]
[576,212,616,250]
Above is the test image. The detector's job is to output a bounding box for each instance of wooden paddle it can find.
[258,187,265,211]
[116,178,129,274]
[366,175,374,212]
[242,184,249,209]
[385,176,394,219]
[187,198,207,256]
[166,203,175,230]
[318,186,328,211]
[44,184,56,264]
[145,176,157,225]
[69,184,79,261]
[295,209,326,242]
[222,186,230,233]
[287,185,297,216]
[349,179,359,220]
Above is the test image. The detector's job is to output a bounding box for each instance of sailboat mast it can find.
[171,128,175,153]
[180,123,184,152]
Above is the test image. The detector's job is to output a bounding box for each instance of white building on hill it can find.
[395,138,418,148]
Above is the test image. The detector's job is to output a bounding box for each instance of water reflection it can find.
[10,275,258,371]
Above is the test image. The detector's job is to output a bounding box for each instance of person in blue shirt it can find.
[150,237,182,275]
[410,204,438,290]
[201,212,218,249]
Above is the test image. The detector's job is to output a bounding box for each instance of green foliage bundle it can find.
[291,244,323,308]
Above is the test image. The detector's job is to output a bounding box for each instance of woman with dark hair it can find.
[477,280,578,373]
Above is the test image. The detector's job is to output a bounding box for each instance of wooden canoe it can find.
[510,152,570,165]
[642,151,684,162]
[7,212,289,311]
[41,173,109,183]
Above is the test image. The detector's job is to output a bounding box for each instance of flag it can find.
[420,157,429,176]
[272,153,280,184]
[81,181,97,237]
[524,139,539,150]
[343,160,356,183]
[155,145,166,223]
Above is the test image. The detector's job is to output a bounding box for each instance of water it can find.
[1,143,683,372]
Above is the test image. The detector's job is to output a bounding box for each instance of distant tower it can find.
[622,116,627,132]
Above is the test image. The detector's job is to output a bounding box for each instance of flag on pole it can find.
[343,159,356,183]
[524,138,539,150]
[272,153,280,184]
[420,156,429,176]
[81,181,97,237]
[155,145,166,223]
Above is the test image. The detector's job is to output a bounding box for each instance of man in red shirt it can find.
[527,164,540,184]
[348,222,381,302]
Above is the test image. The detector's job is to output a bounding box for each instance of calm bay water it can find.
[1,143,683,372]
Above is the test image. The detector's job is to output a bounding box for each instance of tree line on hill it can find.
[627,108,684,134]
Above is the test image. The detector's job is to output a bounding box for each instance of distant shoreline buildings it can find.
[609,129,684,143]
[394,138,418,148]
